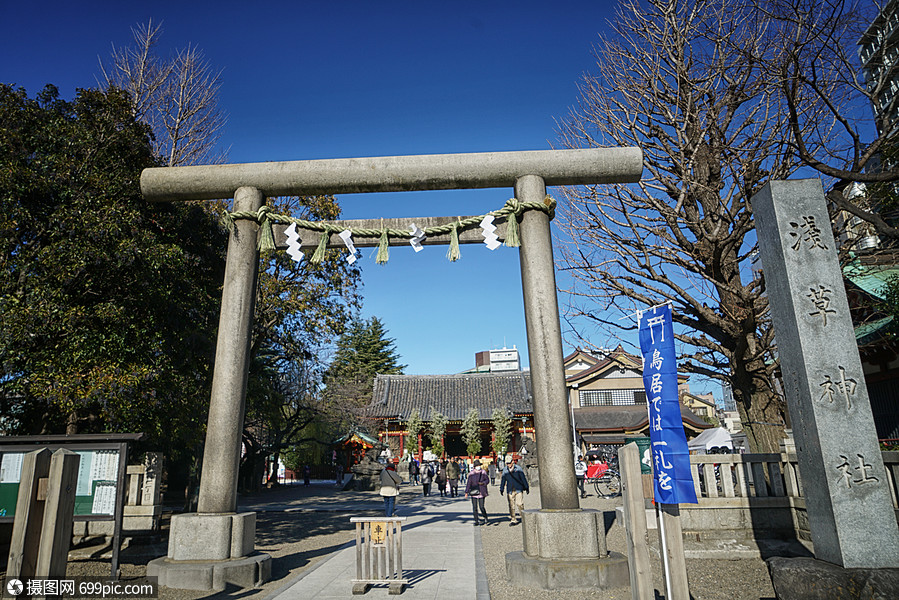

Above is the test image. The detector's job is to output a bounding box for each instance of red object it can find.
[586,464,608,478]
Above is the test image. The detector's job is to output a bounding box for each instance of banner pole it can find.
[657,501,673,600]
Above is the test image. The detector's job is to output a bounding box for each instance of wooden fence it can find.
[689,451,899,506]
[681,451,899,540]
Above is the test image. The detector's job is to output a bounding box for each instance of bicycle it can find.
[586,464,621,498]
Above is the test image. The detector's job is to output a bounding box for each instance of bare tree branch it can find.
[558,0,790,451]
[99,21,227,166]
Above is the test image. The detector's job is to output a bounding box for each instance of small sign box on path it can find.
[350,516,407,595]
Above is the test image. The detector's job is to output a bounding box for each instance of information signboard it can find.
[0,448,121,518]
[0,434,144,577]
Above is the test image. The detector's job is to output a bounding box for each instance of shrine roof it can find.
[369,372,532,421]
[573,404,710,432]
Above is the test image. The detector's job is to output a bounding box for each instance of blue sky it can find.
[2,1,702,388]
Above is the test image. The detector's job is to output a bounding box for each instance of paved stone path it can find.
[260,489,488,599]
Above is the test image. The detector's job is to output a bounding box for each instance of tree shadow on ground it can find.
[255,510,378,546]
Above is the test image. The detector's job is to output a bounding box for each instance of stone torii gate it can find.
[141,148,643,590]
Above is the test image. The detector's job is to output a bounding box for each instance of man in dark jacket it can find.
[499,457,529,526]
[410,459,420,485]
[446,458,461,497]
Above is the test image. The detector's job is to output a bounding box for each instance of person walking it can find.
[499,457,529,526]
[303,464,311,487]
[421,460,434,497]
[379,463,402,517]
[465,459,490,525]
[409,458,420,485]
[574,455,588,498]
[487,460,497,486]
[460,459,469,484]
[435,460,447,497]
[446,457,461,497]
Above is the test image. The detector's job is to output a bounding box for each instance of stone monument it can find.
[753,180,899,594]
[351,442,386,491]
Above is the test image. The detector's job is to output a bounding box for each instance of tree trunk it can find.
[731,362,787,453]
[66,410,80,435]
[268,450,282,485]
[238,447,264,493]
[64,406,101,435]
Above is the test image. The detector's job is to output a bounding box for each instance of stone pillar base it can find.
[353,474,379,491]
[522,508,607,558]
[766,556,899,599]
[148,512,271,591]
[147,553,271,591]
[506,508,629,589]
[506,551,629,590]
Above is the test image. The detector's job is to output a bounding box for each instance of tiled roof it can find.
[844,259,899,301]
[331,430,378,446]
[581,433,629,445]
[369,372,532,421]
[573,405,710,432]
[856,315,894,345]
[565,346,642,383]
[682,392,716,408]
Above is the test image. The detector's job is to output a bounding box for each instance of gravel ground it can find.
[42,508,373,600]
[478,485,778,600]
[2,482,380,600]
[3,481,779,599]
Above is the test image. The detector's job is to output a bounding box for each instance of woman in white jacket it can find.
[379,463,402,517]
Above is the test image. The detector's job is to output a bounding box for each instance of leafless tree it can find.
[761,0,899,242]
[558,0,805,452]
[99,20,227,166]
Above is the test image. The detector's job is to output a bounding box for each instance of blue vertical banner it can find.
[639,304,698,504]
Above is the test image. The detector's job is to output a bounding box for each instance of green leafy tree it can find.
[461,408,482,457]
[323,316,405,428]
[491,409,512,457]
[0,84,226,465]
[404,408,424,455]
[428,408,447,458]
[700,414,720,428]
[239,194,362,488]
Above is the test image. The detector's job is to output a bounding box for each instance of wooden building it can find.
[565,346,711,457]
[330,429,379,471]
[682,392,717,421]
[368,372,534,459]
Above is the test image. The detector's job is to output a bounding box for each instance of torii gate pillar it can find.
[516,175,579,510]
[507,174,630,589]
[148,186,272,590]
[199,186,263,514]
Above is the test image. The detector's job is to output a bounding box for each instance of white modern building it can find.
[860,0,899,136]
[469,346,521,373]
